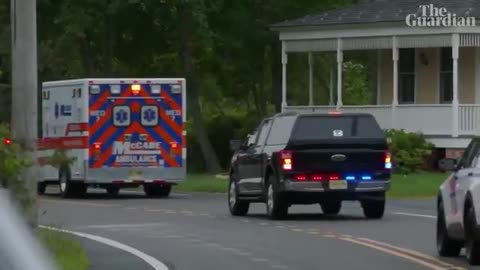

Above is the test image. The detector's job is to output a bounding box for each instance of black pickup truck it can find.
[228,111,391,220]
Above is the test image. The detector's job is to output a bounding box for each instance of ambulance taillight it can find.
[93,143,102,157]
[170,142,181,155]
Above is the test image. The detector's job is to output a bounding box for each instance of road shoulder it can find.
[76,236,153,270]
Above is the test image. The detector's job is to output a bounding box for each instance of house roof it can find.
[272,0,480,29]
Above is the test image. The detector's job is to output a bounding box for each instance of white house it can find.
[271,0,480,159]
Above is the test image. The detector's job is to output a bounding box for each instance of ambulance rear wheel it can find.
[59,171,75,198]
[144,185,171,198]
[59,169,86,198]
[37,182,46,195]
[107,186,120,197]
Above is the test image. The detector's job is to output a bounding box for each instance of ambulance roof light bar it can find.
[110,85,121,94]
[131,84,141,95]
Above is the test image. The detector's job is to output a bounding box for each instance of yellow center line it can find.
[338,237,450,270]
[357,237,465,269]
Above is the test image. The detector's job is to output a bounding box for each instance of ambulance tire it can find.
[59,169,74,198]
[75,184,87,197]
[59,168,86,198]
[144,184,171,198]
[37,182,46,195]
[107,186,120,197]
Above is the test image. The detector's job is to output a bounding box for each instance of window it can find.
[291,115,384,141]
[141,105,159,126]
[467,140,480,168]
[459,139,479,169]
[255,119,272,147]
[246,132,257,146]
[398,48,416,104]
[266,116,297,145]
[112,106,131,127]
[440,47,453,104]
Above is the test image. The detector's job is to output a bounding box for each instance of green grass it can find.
[39,228,89,270]
[176,172,449,199]
[387,172,449,199]
[174,174,228,193]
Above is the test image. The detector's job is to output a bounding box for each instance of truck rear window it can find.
[291,115,384,140]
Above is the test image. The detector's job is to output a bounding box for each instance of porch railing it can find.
[284,104,480,137]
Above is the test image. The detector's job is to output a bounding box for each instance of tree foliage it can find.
[0,123,33,215]
[1,0,372,173]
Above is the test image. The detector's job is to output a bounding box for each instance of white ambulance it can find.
[36,78,186,198]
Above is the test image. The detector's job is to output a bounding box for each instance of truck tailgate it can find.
[292,147,387,173]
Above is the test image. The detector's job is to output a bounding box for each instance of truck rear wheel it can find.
[361,193,385,219]
[321,200,342,215]
[228,176,249,216]
[265,176,288,220]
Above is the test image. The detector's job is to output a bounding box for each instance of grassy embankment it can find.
[39,228,89,270]
[174,172,449,199]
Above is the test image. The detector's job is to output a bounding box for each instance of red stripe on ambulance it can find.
[38,136,88,150]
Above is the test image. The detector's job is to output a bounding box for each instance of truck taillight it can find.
[280,150,292,171]
[385,150,392,169]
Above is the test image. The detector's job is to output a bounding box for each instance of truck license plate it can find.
[329,180,347,190]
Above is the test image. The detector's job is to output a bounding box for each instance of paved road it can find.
[39,189,479,270]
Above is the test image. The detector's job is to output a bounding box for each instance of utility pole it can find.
[10,0,38,227]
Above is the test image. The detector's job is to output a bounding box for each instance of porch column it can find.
[392,36,399,128]
[377,50,382,105]
[452,34,459,137]
[308,52,314,105]
[336,39,343,109]
[281,41,288,111]
[329,67,334,105]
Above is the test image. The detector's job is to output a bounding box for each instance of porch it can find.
[271,1,480,148]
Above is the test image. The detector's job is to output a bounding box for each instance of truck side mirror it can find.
[229,139,243,152]
[438,158,457,171]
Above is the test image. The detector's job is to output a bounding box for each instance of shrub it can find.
[384,129,435,174]
[0,123,33,211]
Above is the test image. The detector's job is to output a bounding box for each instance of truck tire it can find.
[465,205,480,265]
[228,176,249,216]
[321,200,342,215]
[361,193,385,219]
[265,175,288,220]
[437,200,462,257]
